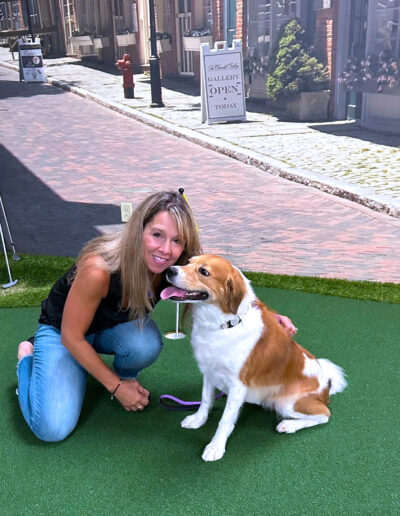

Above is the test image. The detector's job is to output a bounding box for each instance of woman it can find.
[16,190,296,442]
[17,191,202,442]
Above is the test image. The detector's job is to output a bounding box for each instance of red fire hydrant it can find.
[116,54,134,99]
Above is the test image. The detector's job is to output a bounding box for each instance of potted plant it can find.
[155,32,172,53]
[70,32,93,47]
[339,51,400,95]
[116,31,136,47]
[266,19,330,121]
[183,28,213,52]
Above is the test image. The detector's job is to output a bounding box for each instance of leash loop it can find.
[159,391,226,411]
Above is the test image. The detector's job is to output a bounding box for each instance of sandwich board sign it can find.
[201,40,246,124]
[18,37,46,82]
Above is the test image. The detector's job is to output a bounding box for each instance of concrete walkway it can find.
[1,47,400,219]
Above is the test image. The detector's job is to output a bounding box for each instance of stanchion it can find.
[164,302,185,340]
[0,191,19,289]
[0,221,18,289]
[0,192,20,261]
[163,187,198,340]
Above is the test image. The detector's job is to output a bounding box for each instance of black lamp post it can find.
[148,0,164,107]
[24,0,35,39]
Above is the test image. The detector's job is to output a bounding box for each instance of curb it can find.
[3,60,400,220]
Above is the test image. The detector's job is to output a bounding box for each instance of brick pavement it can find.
[1,47,399,219]
[1,65,400,283]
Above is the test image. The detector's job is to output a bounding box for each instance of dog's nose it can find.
[167,266,178,276]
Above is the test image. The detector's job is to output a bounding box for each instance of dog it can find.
[161,254,347,462]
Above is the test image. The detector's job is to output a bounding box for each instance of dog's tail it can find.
[319,359,347,395]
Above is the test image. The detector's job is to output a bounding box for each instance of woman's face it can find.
[143,210,184,274]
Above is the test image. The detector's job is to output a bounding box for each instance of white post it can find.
[175,302,180,338]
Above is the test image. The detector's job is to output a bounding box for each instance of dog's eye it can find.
[199,267,209,277]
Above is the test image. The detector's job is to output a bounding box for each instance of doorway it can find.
[138,0,150,66]
[346,0,369,119]
[175,0,194,75]
[226,0,236,46]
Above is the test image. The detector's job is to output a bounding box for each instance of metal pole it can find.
[24,0,34,40]
[0,192,20,260]
[175,302,180,338]
[0,220,18,288]
[148,0,164,107]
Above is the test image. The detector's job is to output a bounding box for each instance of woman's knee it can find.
[111,319,163,373]
[30,411,79,442]
[128,320,162,364]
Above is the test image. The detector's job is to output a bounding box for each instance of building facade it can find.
[0,0,64,55]
[1,0,399,133]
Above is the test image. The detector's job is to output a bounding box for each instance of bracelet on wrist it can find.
[110,379,124,400]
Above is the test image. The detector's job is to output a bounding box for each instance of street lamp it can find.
[148,0,164,107]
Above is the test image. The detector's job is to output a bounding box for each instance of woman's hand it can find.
[275,314,298,337]
[114,379,150,412]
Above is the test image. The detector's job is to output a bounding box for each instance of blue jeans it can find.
[16,319,163,442]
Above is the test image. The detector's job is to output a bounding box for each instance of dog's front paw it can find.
[181,413,207,429]
[202,441,226,462]
[276,419,298,434]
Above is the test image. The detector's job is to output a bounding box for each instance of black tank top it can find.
[38,266,163,335]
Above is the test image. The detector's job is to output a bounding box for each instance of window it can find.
[248,0,271,57]
[371,0,400,56]
[162,0,173,34]
[0,2,21,30]
[62,0,78,36]
[114,0,124,33]
[247,0,300,76]
[204,0,213,31]
[275,0,297,31]
[27,0,40,28]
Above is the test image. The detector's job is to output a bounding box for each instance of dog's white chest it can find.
[190,304,264,392]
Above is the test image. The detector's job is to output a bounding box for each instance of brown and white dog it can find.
[161,254,347,462]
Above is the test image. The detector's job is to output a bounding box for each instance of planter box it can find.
[93,37,110,49]
[183,35,213,52]
[116,33,136,46]
[286,90,330,122]
[71,35,93,47]
[157,39,171,53]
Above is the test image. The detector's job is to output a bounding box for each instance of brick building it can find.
[1,1,399,133]
[156,0,399,132]
[0,0,64,55]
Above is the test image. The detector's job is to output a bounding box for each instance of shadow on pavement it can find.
[311,121,400,147]
[0,144,121,257]
[161,76,200,97]
[0,79,67,100]
[71,57,122,76]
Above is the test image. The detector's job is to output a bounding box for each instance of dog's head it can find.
[161,254,247,314]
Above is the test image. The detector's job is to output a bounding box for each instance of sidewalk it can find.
[1,47,400,219]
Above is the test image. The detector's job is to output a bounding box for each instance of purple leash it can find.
[159,391,226,411]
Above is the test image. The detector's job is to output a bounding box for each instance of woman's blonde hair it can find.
[76,191,202,321]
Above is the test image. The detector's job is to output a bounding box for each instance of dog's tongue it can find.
[160,286,187,300]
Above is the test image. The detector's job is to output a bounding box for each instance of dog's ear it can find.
[223,270,246,314]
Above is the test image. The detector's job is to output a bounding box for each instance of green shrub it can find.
[266,19,330,101]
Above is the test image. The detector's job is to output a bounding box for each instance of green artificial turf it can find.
[1,287,399,515]
[0,254,75,308]
[1,254,400,308]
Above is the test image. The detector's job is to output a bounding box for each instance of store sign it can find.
[18,37,46,82]
[201,40,246,124]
